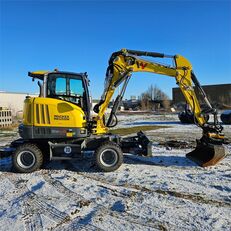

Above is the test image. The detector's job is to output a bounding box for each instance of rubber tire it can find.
[221,112,231,124]
[13,143,43,173]
[95,142,123,172]
[179,112,209,124]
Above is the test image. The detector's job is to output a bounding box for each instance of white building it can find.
[0,92,112,119]
[0,92,38,117]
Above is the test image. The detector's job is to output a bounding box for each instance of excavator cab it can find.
[28,70,91,121]
[46,72,91,119]
[18,71,91,140]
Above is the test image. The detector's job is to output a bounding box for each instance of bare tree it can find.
[140,92,150,110]
[140,84,170,110]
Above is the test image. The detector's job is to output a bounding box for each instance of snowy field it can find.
[0,113,231,231]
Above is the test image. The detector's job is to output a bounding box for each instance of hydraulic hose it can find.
[126,49,165,58]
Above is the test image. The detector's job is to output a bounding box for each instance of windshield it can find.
[47,73,85,104]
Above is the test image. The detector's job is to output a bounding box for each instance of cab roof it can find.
[28,70,87,80]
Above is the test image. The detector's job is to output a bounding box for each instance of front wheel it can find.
[95,142,123,172]
[13,143,43,173]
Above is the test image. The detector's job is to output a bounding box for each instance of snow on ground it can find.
[0,113,231,230]
[116,113,231,144]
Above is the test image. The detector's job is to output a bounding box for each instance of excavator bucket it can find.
[186,142,227,167]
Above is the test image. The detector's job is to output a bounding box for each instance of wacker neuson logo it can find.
[54,115,70,120]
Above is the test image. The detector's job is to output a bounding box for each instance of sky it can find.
[0,0,231,100]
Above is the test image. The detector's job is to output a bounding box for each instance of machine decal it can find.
[136,61,147,69]
[54,115,70,120]
[64,146,72,154]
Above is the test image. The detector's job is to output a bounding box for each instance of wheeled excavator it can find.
[1,49,227,173]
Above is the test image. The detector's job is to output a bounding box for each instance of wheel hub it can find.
[17,151,36,169]
[99,149,118,167]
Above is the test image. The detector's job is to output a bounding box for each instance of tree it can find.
[140,92,150,110]
[140,84,170,110]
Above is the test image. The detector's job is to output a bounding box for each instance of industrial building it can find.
[0,92,38,117]
[0,83,230,120]
[172,83,231,108]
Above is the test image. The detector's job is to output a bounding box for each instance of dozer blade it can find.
[121,131,153,157]
[186,142,227,167]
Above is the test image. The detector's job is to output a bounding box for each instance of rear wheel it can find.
[13,143,43,173]
[95,142,123,172]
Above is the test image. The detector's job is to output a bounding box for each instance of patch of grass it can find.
[109,125,169,136]
[0,123,19,132]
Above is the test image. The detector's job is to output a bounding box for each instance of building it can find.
[172,84,231,108]
[0,92,38,117]
[0,108,12,127]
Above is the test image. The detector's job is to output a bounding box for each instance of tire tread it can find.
[95,141,123,172]
[13,143,43,173]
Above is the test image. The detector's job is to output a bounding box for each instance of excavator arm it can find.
[94,48,226,167]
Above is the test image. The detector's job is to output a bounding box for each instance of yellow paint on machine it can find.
[23,97,86,128]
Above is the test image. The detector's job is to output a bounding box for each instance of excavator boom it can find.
[94,48,227,167]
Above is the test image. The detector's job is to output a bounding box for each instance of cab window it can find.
[47,73,85,105]
[70,78,84,96]
[55,77,66,95]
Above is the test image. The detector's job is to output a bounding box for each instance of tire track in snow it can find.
[67,163,231,208]
[42,172,99,230]
[5,176,43,231]
[54,205,167,231]
[5,175,70,229]
[53,203,168,231]
[42,170,169,230]
[54,221,104,231]
[65,165,231,231]
[31,194,70,223]
[22,200,43,231]
[42,173,86,201]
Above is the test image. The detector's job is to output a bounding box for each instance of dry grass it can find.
[109,125,169,136]
[0,123,19,132]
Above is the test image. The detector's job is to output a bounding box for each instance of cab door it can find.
[47,72,90,120]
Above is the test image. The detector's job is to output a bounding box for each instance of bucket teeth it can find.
[186,143,227,167]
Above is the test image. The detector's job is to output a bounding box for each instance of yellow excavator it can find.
[2,49,227,173]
